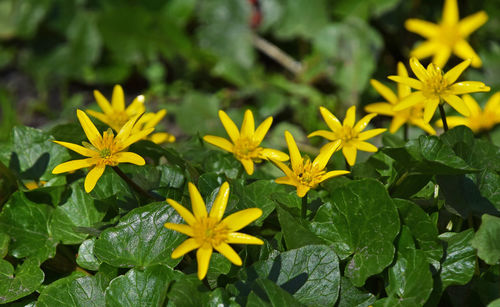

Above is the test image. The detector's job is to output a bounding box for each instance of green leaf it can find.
[0,232,8,258]
[237,245,340,306]
[274,0,329,39]
[37,273,105,307]
[254,278,306,306]
[470,170,500,210]
[332,0,401,19]
[105,265,179,307]
[94,202,185,268]
[206,253,231,289]
[395,199,443,270]
[310,179,399,286]
[167,274,209,307]
[88,168,138,211]
[471,214,500,265]
[176,92,221,136]
[337,277,376,307]
[0,258,44,304]
[276,206,325,250]
[0,191,57,261]
[439,229,476,289]
[76,238,101,271]
[50,180,108,244]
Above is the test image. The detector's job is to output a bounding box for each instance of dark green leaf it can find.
[255,278,306,306]
[76,238,101,271]
[310,179,399,286]
[471,214,500,265]
[276,206,325,250]
[0,258,44,304]
[439,229,476,289]
[37,273,104,307]
[0,232,8,258]
[167,274,209,307]
[274,0,329,39]
[337,277,376,307]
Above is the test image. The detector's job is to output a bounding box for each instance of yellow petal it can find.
[52,158,95,174]
[226,232,264,245]
[442,95,470,116]
[271,159,295,178]
[436,116,469,128]
[118,128,155,149]
[423,99,440,123]
[209,182,230,221]
[115,114,140,144]
[354,141,378,152]
[453,40,482,68]
[358,128,386,141]
[150,132,175,144]
[240,158,255,175]
[254,116,273,145]
[203,135,234,153]
[364,103,395,116]
[396,62,412,99]
[240,109,255,138]
[442,0,459,25]
[126,95,146,116]
[188,182,207,219]
[320,170,351,182]
[164,223,194,237]
[342,145,357,166]
[260,148,289,161]
[113,152,145,165]
[444,59,471,84]
[312,140,340,170]
[319,106,342,131]
[84,164,106,193]
[167,199,196,225]
[405,19,440,38]
[296,185,310,198]
[461,95,481,116]
[410,41,439,59]
[86,110,113,129]
[214,242,242,266]
[431,48,451,69]
[388,76,423,90]
[370,79,398,104]
[275,176,296,186]
[222,208,262,232]
[409,57,429,81]
[284,131,302,171]
[143,110,166,129]
[111,85,125,111]
[171,238,200,259]
[389,115,407,133]
[196,245,213,280]
[53,141,96,157]
[343,106,356,128]
[449,82,490,95]
[485,92,500,114]
[393,92,426,111]
[458,11,488,37]
[410,118,437,135]
[93,90,113,114]
[77,110,102,147]
[354,113,377,133]
[218,110,240,143]
[307,130,337,141]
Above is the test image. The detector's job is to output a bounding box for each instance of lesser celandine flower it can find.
[52,110,153,192]
[271,131,349,197]
[87,85,174,144]
[164,182,263,280]
[203,110,288,175]
[436,93,500,133]
[308,106,386,166]
[389,58,490,123]
[366,62,436,135]
[405,0,488,68]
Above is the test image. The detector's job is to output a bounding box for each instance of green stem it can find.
[404,123,409,141]
[112,166,162,201]
[301,193,308,219]
[438,104,448,131]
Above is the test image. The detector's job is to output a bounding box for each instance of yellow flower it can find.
[203,110,289,175]
[164,182,263,280]
[87,84,174,144]
[389,58,490,123]
[308,106,386,166]
[436,93,500,133]
[271,131,349,197]
[52,110,153,193]
[24,180,47,190]
[405,0,488,68]
[366,62,436,135]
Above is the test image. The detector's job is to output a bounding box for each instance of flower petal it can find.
[319,106,342,132]
[171,238,200,259]
[358,128,386,141]
[218,110,240,143]
[444,59,471,84]
[485,92,500,114]
[449,82,491,95]
[442,95,470,116]
[458,11,488,37]
[226,232,264,245]
[443,0,459,25]
[389,115,407,133]
[209,182,230,221]
[275,176,296,186]
[388,76,423,90]
[188,182,207,219]
[320,170,351,182]
[284,131,302,171]
[370,79,398,104]
[354,141,378,152]
[214,242,242,266]
[343,106,356,128]
[397,62,412,98]
[423,99,440,123]
[405,19,440,38]
[222,208,262,232]
[435,116,469,129]
[393,92,426,111]
[410,41,439,60]
[196,245,213,280]
[111,85,125,111]
[307,130,337,141]
[260,148,289,161]
[86,110,114,129]
[84,164,106,193]
[254,116,272,145]
[77,109,102,147]
[53,141,96,157]
[240,109,255,138]
[240,158,255,175]
[461,95,481,117]
[364,103,395,116]
[296,185,310,198]
[453,40,482,68]
[118,128,155,149]
[410,118,437,135]
[312,140,340,170]
[342,145,357,166]
[113,152,145,165]
[354,113,377,133]
[409,57,429,82]
[271,159,295,178]
[203,135,234,153]
[125,95,146,116]
[150,132,175,144]
[167,199,196,225]
[164,223,194,236]
[93,90,113,114]
[115,114,140,144]
[431,48,451,69]
[52,158,95,174]
[142,109,166,129]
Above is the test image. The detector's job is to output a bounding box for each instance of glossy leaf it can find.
[0,258,44,304]
[471,214,500,265]
[439,230,476,289]
[276,205,325,250]
[37,273,104,307]
[76,238,101,271]
[337,277,376,307]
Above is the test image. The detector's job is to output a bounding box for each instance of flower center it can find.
[338,126,358,142]
[99,148,112,159]
[294,157,325,188]
[422,65,448,98]
[438,24,461,47]
[192,217,228,247]
[233,137,262,160]
[110,111,130,130]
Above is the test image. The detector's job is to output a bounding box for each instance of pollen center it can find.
[338,126,358,142]
[192,217,228,247]
[110,111,130,129]
[233,137,262,160]
[294,157,325,188]
[422,66,448,98]
[438,24,460,47]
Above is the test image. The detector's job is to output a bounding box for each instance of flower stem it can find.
[112,166,162,201]
[301,193,308,219]
[404,123,409,141]
[438,104,449,131]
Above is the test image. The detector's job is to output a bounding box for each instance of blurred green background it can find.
[0,0,498,143]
